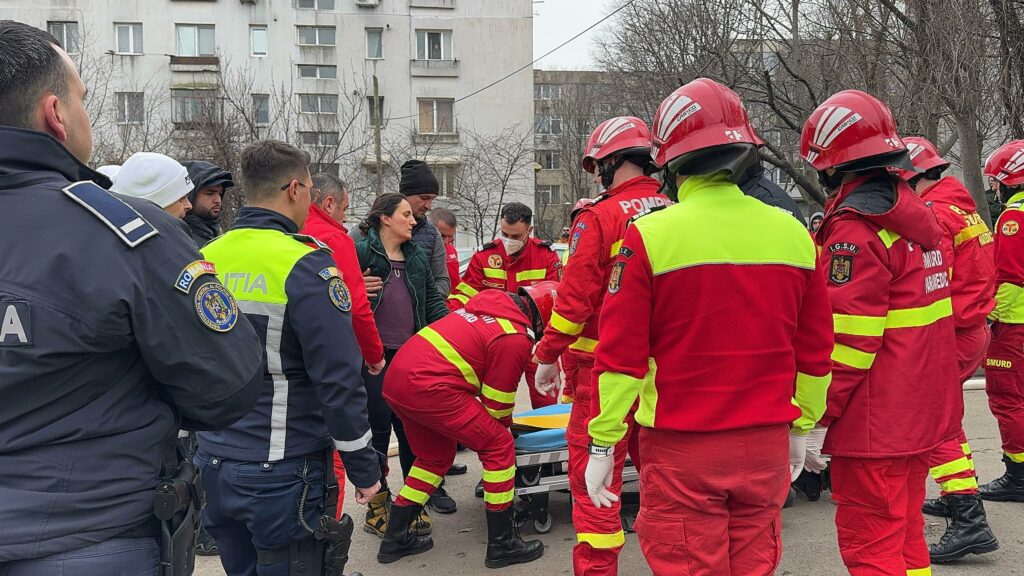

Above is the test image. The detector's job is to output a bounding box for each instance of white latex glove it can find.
[804,427,829,473]
[788,432,807,482]
[584,450,619,508]
[534,362,561,398]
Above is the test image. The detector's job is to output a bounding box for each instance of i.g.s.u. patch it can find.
[175,260,217,294]
[194,282,238,332]
[618,246,634,259]
[328,277,352,312]
[827,242,860,255]
[608,261,625,294]
[829,254,854,285]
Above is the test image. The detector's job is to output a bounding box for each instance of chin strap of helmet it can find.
[598,156,628,190]
[659,166,679,202]
[817,170,845,195]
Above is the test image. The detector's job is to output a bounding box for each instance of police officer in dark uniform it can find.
[0,21,263,575]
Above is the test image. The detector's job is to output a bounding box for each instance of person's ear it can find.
[41,94,67,142]
[323,195,335,212]
[287,180,302,203]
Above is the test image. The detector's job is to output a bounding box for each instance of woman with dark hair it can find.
[354,193,449,539]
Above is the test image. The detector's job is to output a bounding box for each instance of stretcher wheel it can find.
[533,514,553,534]
[519,467,542,487]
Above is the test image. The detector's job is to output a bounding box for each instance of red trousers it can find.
[985,322,1024,461]
[561,351,580,404]
[635,426,789,576]
[927,324,987,496]
[568,352,641,576]
[526,361,557,409]
[831,454,931,576]
[386,385,516,512]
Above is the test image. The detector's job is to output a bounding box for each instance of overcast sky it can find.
[532,0,614,70]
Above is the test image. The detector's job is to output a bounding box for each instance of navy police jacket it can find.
[0,127,263,561]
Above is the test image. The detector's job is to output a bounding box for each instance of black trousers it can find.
[363,348,415,489]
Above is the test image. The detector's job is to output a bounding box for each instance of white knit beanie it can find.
[111,152,193,209]
[96,165,121,182]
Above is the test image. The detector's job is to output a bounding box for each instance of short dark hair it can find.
[429,207,457,228]
[501,202,533,226]
[239,140,311,203]
[312,172,347,204]
[359,193,407,235]
[0,21,70,129]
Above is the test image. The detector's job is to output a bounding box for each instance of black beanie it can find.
[399,160,439,196]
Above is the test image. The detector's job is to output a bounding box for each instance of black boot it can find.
[428,485,458,514]
[792,470,825,502]
[979,457,1024,502]
[923,496,952,518]
[484,508,544,569]
[929,494,999,562]
[475,478,485,498]
[377,504,434,564]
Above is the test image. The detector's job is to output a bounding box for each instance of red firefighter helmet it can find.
[894,136,950,182]
[800,90,910,172]
[518,281,558,338]
[985,140,1024,187]
[581,117,653,174]
[651,78,759,168]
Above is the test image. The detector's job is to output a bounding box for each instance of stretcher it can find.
[510,404,639,534]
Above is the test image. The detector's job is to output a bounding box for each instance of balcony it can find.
[169,56,220,72]
[410,0,455,7]
[413,131,459,146]
[410,59,459,78]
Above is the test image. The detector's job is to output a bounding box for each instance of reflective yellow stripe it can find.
[515,269,547,282]
[449,294,470,305]
[419,327,480,387]
[485,406,515,419]
[483,489,515,505]
[481,466,516,483]
[886,298,952,329]
[569,337,598,353]
[550,311,585,335]
[792,371,831,433]
[906,568,932,576]
[408,466,444,487]
[832,344,876,369]
[954,222,990,246]
[481,383,516,404]
[1007,451,1024,463]
[833,313,886,337]
[609,240,623,258]
[940,477,979,493]
[577,531,626,549]
[483,268,508,279]
[961,442,972,456]
[455,282,478,297]
[929,457,973,479]
[877,228,901,248]
[398,484,430,505]
[495,318,518,335]
[561,394,574,403]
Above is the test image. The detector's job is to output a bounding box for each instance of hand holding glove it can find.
[788,431,807,482]
[534,361,561,398]
[804,427,829,473]
[584,448,619,508]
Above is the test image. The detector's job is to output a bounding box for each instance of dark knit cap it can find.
[399,160,439,196]
[182,160,234,202]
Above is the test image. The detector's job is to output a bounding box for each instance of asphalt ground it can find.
[198,385,1024,576]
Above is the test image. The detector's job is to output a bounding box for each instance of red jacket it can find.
[300,204,385,365]
[989,190,1024,323]
[449,237,561,310]
[444,242,460,292]
[383,291,534,426]
[920,177,995,329]
[587,174,833,446]
[535,176,668,364]
[816,173,960,458]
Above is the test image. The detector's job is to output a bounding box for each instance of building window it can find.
[299,93,338,114]
[534,84,561,100]
[416,30,452,61]
[312,163,340,176]
[418,99,454,134]
[47,21,79,54]
[367,96,385,125]
[114,23,143,55]
[299,131,340,147]
[253,94,270,126]
[537,150,561,170]
[115,92,144,124]
[297,26,336,46]
[250,26,268,56]
[535,115,563,135]
[297,0,335,9]
[366,28,383,59]
[536,185,560,206]
[172,89,217,124]
[429,164,459,197]
[176,24,215,57]
[298,65,337,79]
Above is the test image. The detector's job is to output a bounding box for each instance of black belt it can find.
[115,516,162,539]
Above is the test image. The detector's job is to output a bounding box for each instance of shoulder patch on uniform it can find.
[175,260,218,294]
[608,261,625,294]
[328,277,352,312]
[628,204,669,223]
[1002,220,1019,236]
[487,254,504,268]
[194,282,239,332]
[568,228,584,257]
[618,246,635,259]
[827,242,860,255]
[62,181,159,248]
[290,233,334,254]
[481,241,497,250]
[829,254,854,285]
[318,266,340,281]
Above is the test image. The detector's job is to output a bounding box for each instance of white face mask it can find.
[501,236,525,255]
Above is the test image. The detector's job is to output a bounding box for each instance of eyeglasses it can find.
[280,180,311,191]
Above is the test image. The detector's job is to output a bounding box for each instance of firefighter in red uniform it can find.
[531,116,668,576]
[558,197,597,405]
[584,79,833,576]
[802,91,960,576]
[894,136,999,562]
[449,202,561,408]
[980,140,1024,503]
[375,283,556,568]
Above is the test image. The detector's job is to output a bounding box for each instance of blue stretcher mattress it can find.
[513,404,572,453]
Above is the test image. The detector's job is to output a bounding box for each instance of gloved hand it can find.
[534,362,561,398]
[788,431,807,482]
[584,449,619,508]
[804,427,829,473]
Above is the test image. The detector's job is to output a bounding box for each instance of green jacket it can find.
[355,227,449,331]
